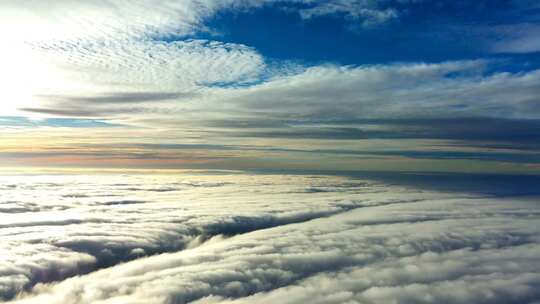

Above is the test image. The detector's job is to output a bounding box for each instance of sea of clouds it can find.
[1,171,539,303]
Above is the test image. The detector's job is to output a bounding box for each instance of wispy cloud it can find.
[297,0,400,27]
[37,92,196,104]
[488,23,540,54]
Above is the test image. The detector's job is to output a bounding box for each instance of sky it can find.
[2,3,540,302]
[1,0,540,173]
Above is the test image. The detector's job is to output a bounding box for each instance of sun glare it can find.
[0,40,45,115]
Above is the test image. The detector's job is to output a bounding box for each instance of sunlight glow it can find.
[0,39,85,118]
[0,42,35,115]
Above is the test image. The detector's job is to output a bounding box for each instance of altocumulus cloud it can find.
[0,0,410,98]
[0,172,539,304]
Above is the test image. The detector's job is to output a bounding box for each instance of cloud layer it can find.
[1,172,538,303]
[1,172,433,300]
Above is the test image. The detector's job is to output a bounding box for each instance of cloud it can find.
[226,117,540,143]
[37,92,196,104]
[12,38,266,120]
[297,0,400,27]
[4,172,539,304]
[28,58,538,125]
[214,61,540,120]
[16,108,117,118]
[5,1,540,138]
[488,24,540,54]
[0,1,216,42]
[34,39,265,89]
[2,2,540,301]
[4,173,433,300]
[22,39,265,116]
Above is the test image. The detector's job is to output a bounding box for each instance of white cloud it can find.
[30,56,540,124]
[0,0,423,115]
[3,172,539,303]
[31,38,265,98]
[0,0,213,42]
[3,173,443,300]
[3,0,539,124]
[0,0,264,117]
[203,60,540,122]
[298,0,400,27]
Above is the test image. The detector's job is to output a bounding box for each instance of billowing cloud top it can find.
[1,172,540,303]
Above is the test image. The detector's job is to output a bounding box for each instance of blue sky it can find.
[195,1,540,66]
[1,0,540,172]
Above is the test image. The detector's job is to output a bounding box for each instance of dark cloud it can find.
[100,200,148,206]
[206,119,290,129]
[17,107,111,118]
[18,92,192,117]
[229,117,540,142]
[38,92,196,104]
[252,170,540,197]
[367,150,540,164]
[348,171,540,197]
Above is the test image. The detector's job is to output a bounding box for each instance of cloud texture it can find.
[0,172,539,303]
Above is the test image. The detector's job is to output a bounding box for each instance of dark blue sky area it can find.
[184,1,540,67]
